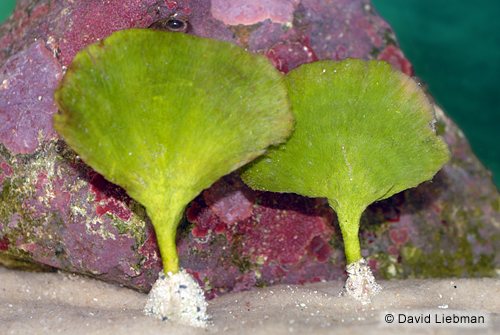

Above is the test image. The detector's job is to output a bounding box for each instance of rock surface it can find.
[0,0,499,297]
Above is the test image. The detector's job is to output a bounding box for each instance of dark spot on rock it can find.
[384,206,400,223]
[179,284,187,289]
[54,139,66,153]
[162,316,168,321]
[54,245,64,257]
[0,236,10,251]
[197,306,200,312]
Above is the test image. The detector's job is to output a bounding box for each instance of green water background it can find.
[1,0,499,188]
[0,1,15,25]
[372,0,500,189]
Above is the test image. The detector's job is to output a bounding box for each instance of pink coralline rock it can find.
[211,0,299,26]
[202,175,255,225]
[59,0,157,66]
[0,39,62,154]
[0,0,499,296]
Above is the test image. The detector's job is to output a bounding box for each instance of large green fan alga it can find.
[53,29,293,277]
[241,59,450,301]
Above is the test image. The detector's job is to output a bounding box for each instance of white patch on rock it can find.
[144,269,211,327]
[339,258,382,304]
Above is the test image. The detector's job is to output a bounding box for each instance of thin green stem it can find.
[146,204,185,274]
[334,204,363,265]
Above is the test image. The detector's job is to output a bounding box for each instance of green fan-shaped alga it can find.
[53,28,293,325]
[241,59,451,302]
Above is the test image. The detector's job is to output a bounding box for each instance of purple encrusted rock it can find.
[0,0,499,297]
[0,39,62,154]
[211,0,299,26]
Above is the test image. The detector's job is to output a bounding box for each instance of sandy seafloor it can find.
[1,266,499,335]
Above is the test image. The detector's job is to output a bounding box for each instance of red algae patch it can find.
[388,245,399,256]
[89,173,133,221]
[378,45,414,76]
[305,235,331,262]
[232,195,327,265]
[389,228,409,246]
[0,235,10,250]
[1,162,13,177]
[189,176,334,267]
[188,201,225,238]
[264,29,318,74]
[96,200,132,221]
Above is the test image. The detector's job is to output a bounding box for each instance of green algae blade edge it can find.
[240,59,450,264]
[53,29,293,274]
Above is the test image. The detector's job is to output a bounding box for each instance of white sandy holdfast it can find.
[144,269,211,327]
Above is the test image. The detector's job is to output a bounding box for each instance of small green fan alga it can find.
[53,29,293,326]
[241,59,451,303]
